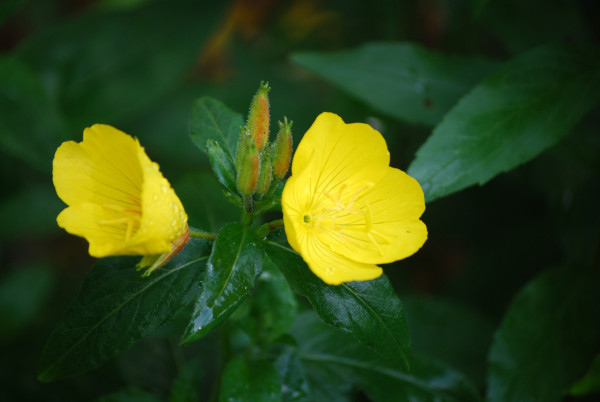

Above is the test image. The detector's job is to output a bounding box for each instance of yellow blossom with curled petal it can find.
[281,112,427,285]
[53,124,188,269]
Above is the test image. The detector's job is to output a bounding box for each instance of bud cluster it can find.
[235,81,292,211]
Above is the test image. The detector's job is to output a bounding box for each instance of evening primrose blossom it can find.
[281,112,427,285]
[52,124,189,273]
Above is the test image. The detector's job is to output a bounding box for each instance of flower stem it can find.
[256,219,284,238]
[188,229,217,241]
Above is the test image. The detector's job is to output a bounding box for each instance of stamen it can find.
[98,201,142,242]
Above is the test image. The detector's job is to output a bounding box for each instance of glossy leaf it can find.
[292,42,497,126]
[181,224,262,344]
[292,311,482,402]
[265,238,410,370]
[206,139,238,194]
[273,345,312,402]
[38,238,212,382]
[219,356,281,402]
[487,267,600,402]
[188,96,243,159]
[408,44,600,201]
[251,259,299,343]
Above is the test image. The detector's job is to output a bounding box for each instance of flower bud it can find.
[255,149,273,197]
[236,130,260,196]
[246,81,270,152]
[272,117,293,180]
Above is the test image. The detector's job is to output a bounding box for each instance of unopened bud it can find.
[255,150,273,197]
[236,130,260,196]
[246,81,270,152]
[272,117,293,180]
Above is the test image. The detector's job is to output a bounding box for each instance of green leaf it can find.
[487,267,600,402]
[0,264,55,341]
[265,239,410,370]
[291,42,498,126]
[169,357,204,402]
[182,224,263,344]
[273,346,311,402]
[188,96,244,159]
[408,44,600,202]
[251,259,299,344]
[206,139,238,194]
[219,356,281,402]
[571,352,600,396]
[292,311,482,402]
[97,387,162,402]
[38,238,212,382]
[403,295,495,387]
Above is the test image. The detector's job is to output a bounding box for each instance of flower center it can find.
[98,195,142,242]
[301,183,391,255]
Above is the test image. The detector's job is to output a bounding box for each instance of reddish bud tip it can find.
[246,81,270,152]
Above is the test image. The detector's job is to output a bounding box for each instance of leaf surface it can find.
[182,224,262,343]
[38,238,211,382]
[292,312,482,402]
[408,44,600,201]
[188,97,243,159]
[487,267,600,402]
[292,42,497,126]
[265,238,410,370]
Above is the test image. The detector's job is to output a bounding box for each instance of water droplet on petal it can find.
[153,193,158,201]
[160,184,167,194]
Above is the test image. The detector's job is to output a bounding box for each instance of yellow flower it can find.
[53,124,189,269]
[281,112,427,285]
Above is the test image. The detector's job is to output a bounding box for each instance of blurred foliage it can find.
[1,0,599,401]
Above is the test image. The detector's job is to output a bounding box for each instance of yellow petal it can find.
[53,124,188,258]
[291,112,390,204]
[299,232,382,285]
[317,168,427,264]
[282,112,427,285]
[53,125,143,208]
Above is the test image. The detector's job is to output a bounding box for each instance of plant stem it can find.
[188,229,217,241]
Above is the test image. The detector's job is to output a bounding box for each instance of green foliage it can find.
[288,311,482,402]
[38,238,212,382]
[292,42,498,126]
[487,267,600,402]
[2,1,600,400]
[265,238,411,371]
[408,43,600,201]
[182,224,263,344]
[219,356,281,402]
